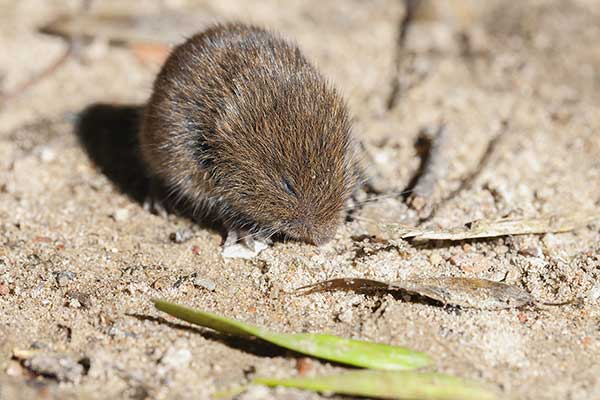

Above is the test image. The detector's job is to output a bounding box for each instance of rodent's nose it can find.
[285,216,337,245]
[286,220,334,245]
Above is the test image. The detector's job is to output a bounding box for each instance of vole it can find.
[140,23,358,246]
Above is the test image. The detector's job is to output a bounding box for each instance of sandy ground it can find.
[1,1,599,399]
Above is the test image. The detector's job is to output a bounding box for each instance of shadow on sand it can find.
[75,103,150,204]
[74,103,223,235]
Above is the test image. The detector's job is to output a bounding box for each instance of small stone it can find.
[519,246,543,258]
[296,358,313,376]
[409,195,426,211]
[159,345,192,370]
[589,284,600,302]
[68,298,81,308]
[5,360,24,377]
[496,245,509,255]
[222,237,269,259]
[460,263,486,274]
[22,352,85,383]
[337,308,353,323]
[490,270,508,282]
[111,208,129,222]
[449,255,462,266]
[53,271,75,287]
[37,146,56,163]
[65,291,92,308]
[192,277,216,291]
[429,253,443,265]
[0,280,9,296]
[31,341,50,350]
[151,276,169,291]
[169,228,194,243]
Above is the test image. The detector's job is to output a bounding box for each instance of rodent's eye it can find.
[282,177,298,197]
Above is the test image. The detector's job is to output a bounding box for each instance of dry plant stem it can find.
[0,44,72,104]
[386,0,421,109]
[407,122,449,215]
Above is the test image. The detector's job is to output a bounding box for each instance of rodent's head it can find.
[208,70,357,245]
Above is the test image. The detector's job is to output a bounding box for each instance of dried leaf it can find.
[153,299,431,370]
[382,212,599,241]
[299,277,533,310]
[254,370,498,400]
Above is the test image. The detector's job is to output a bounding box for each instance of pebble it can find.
[590,283,600,302]
[0,280,9,296]
[53,271,75,287]
[429,253,443,265]
[519,246,543,258]
[496,245,509,255]
[65,291,92,308]
[111,208,129,222]
[337,308,353,323]
[67,298,82,308]
[22,352,85,383]
[37,146,56,163]
[222,238,269,259]
[159,345,192,370]
[192,277,216,292]
[169,228,194,243]
[5,360,24,377]
[295,358,313,376]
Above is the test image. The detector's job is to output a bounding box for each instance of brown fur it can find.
[139,23,357,244]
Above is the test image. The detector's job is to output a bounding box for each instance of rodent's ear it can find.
[281,177,298,197]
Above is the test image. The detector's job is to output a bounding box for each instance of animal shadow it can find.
[75,103,150,204]
[74,103,223,234]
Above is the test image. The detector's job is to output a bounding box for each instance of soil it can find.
[1,1,599,399]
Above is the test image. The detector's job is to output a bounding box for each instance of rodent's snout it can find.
[283,219,337,246]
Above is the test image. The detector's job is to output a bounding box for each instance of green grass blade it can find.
[254,370,498,400]
[153,299,257,337]
[261,332,430,370]
[152,299,431,370]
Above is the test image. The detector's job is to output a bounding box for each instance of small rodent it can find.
[140,23,358,245]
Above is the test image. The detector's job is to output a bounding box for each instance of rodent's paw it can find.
[143,194,168,219]
[143,180,169,218]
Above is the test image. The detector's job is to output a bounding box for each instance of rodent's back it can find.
[140,23,356,244]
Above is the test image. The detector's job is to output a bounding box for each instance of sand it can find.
[1,1,599,399]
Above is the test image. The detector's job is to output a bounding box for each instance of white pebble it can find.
[590,284,600,302]
[38,146,56,163]
[160,346,192,370]
[111,208,129,222]
[193,277,216,291]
